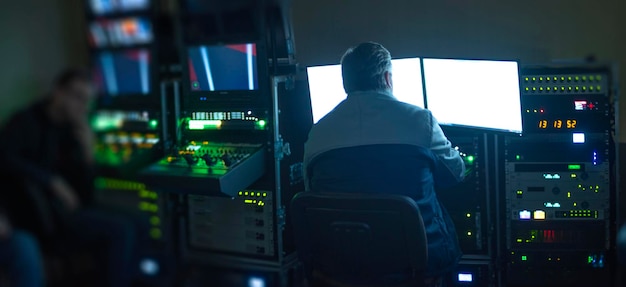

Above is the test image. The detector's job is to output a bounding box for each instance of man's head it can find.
[341,42,393,94]
[49,68,95,124]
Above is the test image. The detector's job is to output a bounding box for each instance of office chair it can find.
[291,192,428,287]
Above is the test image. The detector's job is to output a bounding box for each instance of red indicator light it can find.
[540,109,544,113]
[588,103,595,109]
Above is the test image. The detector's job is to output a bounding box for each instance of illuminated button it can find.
[533,210,546,220]
[519,210,531,220]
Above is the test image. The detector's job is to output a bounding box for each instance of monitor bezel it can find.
[421,57,524,135]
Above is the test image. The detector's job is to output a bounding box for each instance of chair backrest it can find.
[290,192,428,285]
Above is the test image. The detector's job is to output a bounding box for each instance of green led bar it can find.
[188,120,222,130]
[568,164,581,170]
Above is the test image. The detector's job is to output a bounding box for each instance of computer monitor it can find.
[89,0,151,15]
[187,43,258,92]
[93,49,151,96]
[307,58,424,124]
[89,17,153,48]
[422,58,523,133]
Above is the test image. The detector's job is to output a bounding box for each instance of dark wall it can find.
[292,0,626,141]
[0,0,86,124]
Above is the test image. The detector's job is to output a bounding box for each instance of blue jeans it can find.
[0,230,44,287]
[64,208,136,287]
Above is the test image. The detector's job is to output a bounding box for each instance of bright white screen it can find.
[307,65,346,124]
[307,58,424,124]
[423,59,523,133]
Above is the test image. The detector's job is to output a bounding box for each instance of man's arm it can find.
[428,112,466,189]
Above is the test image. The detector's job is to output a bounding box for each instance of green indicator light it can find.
[532,77,536,81]
[582,76,587,81]
[524,77,529,82]
[568,76,572,81]
[553,77,558,81]
[466,213,471,218]
[256,120,267,129]
[589,76,595,81]
[596,75,602,81]
[588,256,593,263]
[596,85,601,91]
[150,228,162,239]
[561,77,565,81]
[466,155,475,164]
[522,255,527,261]
[568,164,581,170]
[150,216,161,226]
[525,87,529,91]
[149,120,158,128]
[539,77,543,81]
[516,155,521,160]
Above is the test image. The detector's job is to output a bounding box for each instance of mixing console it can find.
[140,142,265,197]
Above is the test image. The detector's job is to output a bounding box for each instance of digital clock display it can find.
[537,119,578,129]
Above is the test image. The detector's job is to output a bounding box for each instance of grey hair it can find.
[340,42,392,94]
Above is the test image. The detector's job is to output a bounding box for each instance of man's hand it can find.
[50,176,80,212]
[0,214,12,240]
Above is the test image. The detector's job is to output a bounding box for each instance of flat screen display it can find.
[89,0,150,15]
[89,17,153,48]
[307,58,424,124]
[423,58,523,133]
[93,49,151,96]
[187,44,258,92]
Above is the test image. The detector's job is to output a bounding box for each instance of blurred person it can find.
[0,211,44,287]
[0,69,135,287]
[303,42,465,287]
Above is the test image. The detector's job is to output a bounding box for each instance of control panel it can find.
[92,110,161,168]
[140,142,265,197]
[439,132,488,254]
[187,191,275,257]
[504,69,614,286]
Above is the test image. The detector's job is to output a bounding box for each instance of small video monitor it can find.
[89,17,153,48]
[187,43,258,92]
[307,58,424,124]
[93,49,151,96]
[422,58,523,133]
[89,0,151,15]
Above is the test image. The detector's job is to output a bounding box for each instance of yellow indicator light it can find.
[258,201,264,206]
[517,238,523,243]
[570,173,577,178]
[202,141,209,145]
[561,87,565,91]
[467,231,472,236]
[573,202,577,207]
[256,192,261,197]
[532,87,537,91]
[526,109,530,113]
[253,200,257,204]
[575,87,580,91]
[539,77,543,81]
[546,87,550,91]
[244,192,249,196]
[262,193,267,197]
[553,77,558,81]
[238,191,243,196]
[596,86,601,91]
[245,199,253,204]
[589,86,594,91]
[525,77,529,82]
[533,210,546,220]
[568,76,572,81]
[466,213,472,218]
[532,77,536,81]
[561,77,565,81]
[525,87,529,91]
[567,192,571,198]
[578,184,582,188]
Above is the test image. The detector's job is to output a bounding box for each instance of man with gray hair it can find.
[303,42,465,286]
